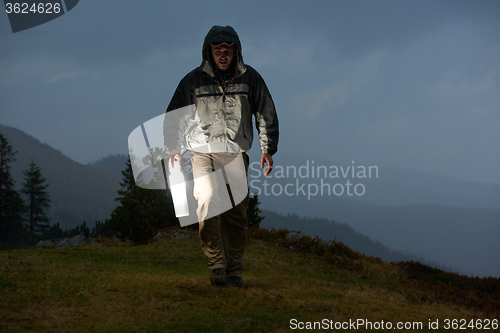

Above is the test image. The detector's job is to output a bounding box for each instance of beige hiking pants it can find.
[190,151,250,278]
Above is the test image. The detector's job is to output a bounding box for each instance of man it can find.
[165,25,279,287]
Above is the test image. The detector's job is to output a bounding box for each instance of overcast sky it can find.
[1,0,499,185]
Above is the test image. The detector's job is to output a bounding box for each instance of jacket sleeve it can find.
[251,69,279,155]
[166,71,195,112]
[164,72,195,153]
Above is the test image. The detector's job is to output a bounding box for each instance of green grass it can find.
[1,229,498,332]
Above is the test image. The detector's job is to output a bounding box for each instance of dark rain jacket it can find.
[166,25,279,156]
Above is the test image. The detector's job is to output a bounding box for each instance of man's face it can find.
[211,43,236,71]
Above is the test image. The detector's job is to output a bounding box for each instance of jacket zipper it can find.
[222,85,227,151]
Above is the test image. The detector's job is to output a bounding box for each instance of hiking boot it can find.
[228,276,245,288]
[210,268,227,286]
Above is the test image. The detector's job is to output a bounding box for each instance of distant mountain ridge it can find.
[0,124,120,230]
[87,154,127,180]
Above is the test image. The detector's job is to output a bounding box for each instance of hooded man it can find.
[166,25,279,287]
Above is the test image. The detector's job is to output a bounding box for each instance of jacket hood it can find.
[201,26,245,80]
[202,25,242,60]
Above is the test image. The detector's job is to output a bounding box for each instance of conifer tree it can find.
[109,157,177,243]
[115,158,135,201]
[21,160,51,236]
[247,192,264,229]
[0,134,26,244]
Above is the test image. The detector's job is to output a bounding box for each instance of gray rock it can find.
[36,235,120,249]
[90,240,104,247]
[69,234,86,246]
[152,230,192,243]
[51,234,86,249]
[168,230,191,239]
[286,231,303,242]
[56,238,70,249]
[36,240,54,247]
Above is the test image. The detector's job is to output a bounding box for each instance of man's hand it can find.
[167,149,181,170]
[260,152,274,176]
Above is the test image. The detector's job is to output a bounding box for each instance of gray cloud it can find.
[1,0,499,184]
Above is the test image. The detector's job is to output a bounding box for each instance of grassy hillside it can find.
[1,228,498,332]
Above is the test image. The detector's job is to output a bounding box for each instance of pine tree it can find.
[247,192,264,229]
[0,133,26,244]
[108,158,178,244]
[116,158,135,201]
[21,160,51,237]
